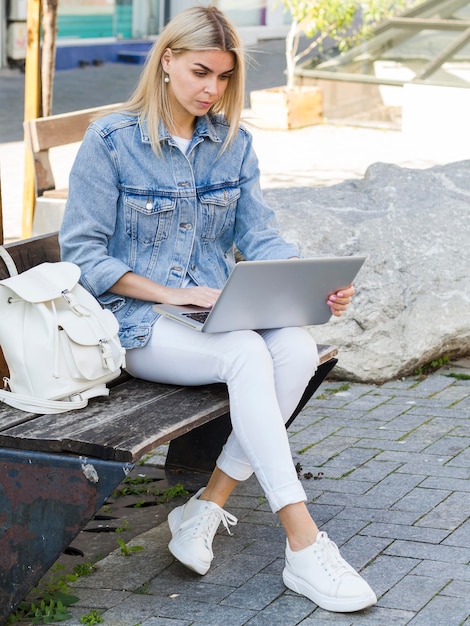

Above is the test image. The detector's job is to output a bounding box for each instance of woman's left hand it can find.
[327,284,355,317]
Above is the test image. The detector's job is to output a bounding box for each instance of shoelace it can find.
[178,505,238,547]
[315,532,356,580]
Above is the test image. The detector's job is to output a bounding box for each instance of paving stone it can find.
[416,492,470,530]
[140,617,194,626]
[384,413,439,432]
[153,595,257,625]
[393,460,467,479]
[203,551,278,587]
[347,460,403,483]
[446,446,470,467]
[384,539,470,563]
[360,554,421,598]
[379,574,448,611]
[405,594,470,625]
[442,579,470,598]
[334,506,420,526]
[442,519,470,546]
[299,606,416,625]
[145,577,235,604]
[354,437,435,453]
[423,435,470,457]
[391,486,451,514]
[320,446,380,469]
[420,475,470,491]
[71,587,133,609]
[340,534,392,570]
[411,559,470,582]
[244,593,315,625]
[301,475,376,496]
[315,491,396,510]
[320,517,371,545]
[291,436,360,464]
[406,404,470,419]
[361,522,448,544]
[94,594,176,626]
[220,572,285,610]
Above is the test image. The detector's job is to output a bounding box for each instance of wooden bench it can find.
[24,103,122,236]
[0,233,338,623]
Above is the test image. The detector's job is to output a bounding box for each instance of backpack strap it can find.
[0,384,110,415]
[0,246,18,277]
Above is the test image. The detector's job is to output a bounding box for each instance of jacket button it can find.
[180,223,193,230]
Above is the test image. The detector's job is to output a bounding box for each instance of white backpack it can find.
[0,246,126,414]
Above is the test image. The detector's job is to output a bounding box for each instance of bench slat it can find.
[63,384,230,462]
[0,381,230,462]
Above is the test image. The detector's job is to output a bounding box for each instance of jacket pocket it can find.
[124,193,176,244]
[198,187,240,240]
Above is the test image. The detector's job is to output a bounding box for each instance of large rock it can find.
[264,160,470,383]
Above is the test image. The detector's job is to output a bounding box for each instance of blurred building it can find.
[0,0,289,70]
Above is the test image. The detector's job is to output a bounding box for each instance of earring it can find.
[164,74,169,83]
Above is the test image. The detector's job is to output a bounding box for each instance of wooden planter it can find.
[249,85,323,130]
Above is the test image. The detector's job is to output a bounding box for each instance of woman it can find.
[59,5,376,613]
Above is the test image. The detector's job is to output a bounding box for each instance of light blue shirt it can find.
[59,112,299,349]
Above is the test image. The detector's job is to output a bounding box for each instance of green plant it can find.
[414,355,450,377]
[115,520,131,533]
[7,598,71,624]
[279,0,419,89]
[112,480,188,503]
[73,562,97,578]
[316,382,351,399]
[7,565,79,624]
[80,609,103,625]
[117,538,144,556]
[112,474,156,497]
[446,372,470,381]
[133,582,150,595]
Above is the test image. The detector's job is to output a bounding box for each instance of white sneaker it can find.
[168,487,237,575]
[283,531,377,612]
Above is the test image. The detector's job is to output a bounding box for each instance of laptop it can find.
[152,256,366,333]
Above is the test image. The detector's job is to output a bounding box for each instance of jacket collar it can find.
[139,115,222,145]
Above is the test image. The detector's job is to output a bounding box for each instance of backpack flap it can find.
[0,262,80,302]
[58,299,123,381]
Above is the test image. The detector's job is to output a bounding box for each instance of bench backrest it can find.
[24,103,123,197]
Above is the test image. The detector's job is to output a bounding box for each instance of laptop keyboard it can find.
[182,311,210,324]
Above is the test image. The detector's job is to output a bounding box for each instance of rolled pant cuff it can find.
[265,481,307,513]
[217,447,254,482]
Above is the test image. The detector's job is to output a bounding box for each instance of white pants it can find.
[125,317,319,512]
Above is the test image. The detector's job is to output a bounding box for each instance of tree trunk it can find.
[41,0,58,117]
[285,19,298,90]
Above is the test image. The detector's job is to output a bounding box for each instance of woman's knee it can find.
[268,327,319,373]
[222,330,273,376]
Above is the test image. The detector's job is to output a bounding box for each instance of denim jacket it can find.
[59,112,299,349]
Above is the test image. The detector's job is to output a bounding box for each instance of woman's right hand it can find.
[159,285,221,309]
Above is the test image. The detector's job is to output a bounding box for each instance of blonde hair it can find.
[124,5,245,154]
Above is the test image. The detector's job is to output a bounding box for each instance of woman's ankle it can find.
[278,502,319,551]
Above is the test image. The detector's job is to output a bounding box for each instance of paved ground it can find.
[1,39,469,626]
[60,360,470,626]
